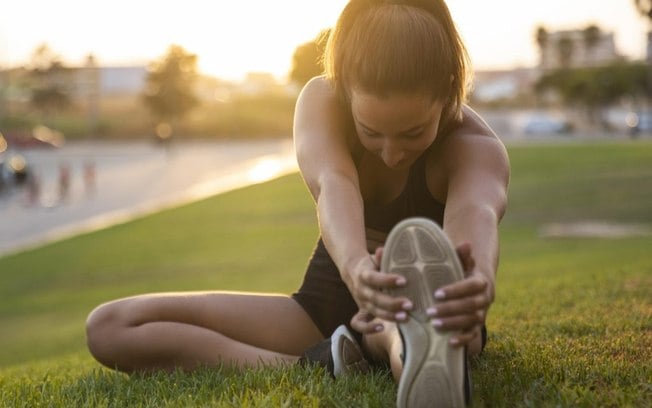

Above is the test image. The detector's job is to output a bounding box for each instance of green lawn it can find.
[1,141,651,407]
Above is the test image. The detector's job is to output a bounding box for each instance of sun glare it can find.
[0,0,646,79]
[247,159,284,184]
[0,0,348,80]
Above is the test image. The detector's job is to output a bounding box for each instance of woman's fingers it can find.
[430,293,490,318]
[350,311,384,334]
[359,267,406,289]
[449,327,480,348]
[434,274,488,301]
[352,258,413,319]
[357,285,411,319]
[455,242,475,273]
[432,309,485,331]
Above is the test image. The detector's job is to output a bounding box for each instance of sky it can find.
[0,0,648,81]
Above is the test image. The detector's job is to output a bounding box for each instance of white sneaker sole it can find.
[382,218,465,408]
[331,325,370,377]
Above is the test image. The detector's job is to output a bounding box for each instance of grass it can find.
[1,140,651,407]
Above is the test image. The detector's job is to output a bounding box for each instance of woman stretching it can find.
[86,1,509,406]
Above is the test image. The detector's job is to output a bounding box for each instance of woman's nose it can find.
[381,145,405,168]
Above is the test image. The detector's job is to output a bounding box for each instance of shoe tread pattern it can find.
[382,218,465,408]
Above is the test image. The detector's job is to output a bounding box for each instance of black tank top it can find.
[362,149,445,234]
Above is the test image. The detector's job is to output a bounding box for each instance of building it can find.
[471,68,540,103]
[97,66,148,96]
[538,28,620,70]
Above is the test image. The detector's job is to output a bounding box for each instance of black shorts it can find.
[291,238,488,352]
[291,238,358,338]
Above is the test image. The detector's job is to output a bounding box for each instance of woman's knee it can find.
[85,299,132,365]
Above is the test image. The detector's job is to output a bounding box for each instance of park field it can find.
[1,140,651,407]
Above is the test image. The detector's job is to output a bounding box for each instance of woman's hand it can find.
[350,243,494,346]
[427,242,494,348]
[347,248,414,333]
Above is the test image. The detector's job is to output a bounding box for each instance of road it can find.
[0,138,298,257]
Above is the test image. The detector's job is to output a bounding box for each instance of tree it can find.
[142,45,200,137]
[583,24,601,62]
[28,44,70,116]
[535,25,548,55]
[289,29,331,86]
[535,62,649,127]
[556,35,574,69]
[633,0,652,98]
[534,26,548,65]
[635,0,652,21]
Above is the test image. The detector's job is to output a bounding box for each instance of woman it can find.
[86,0,509,406]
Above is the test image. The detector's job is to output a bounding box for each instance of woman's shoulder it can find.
[298,75,335,99]
[431,106,508,172]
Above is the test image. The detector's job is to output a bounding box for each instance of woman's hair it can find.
[324,0,471,126]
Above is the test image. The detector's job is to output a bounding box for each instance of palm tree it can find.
[535,26,549,67]
[583,24,601,64]
[635,0,652,21]
[557,35,574,69]
[634,0,652,99]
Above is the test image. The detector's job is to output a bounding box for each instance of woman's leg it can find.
[85,291,324,373]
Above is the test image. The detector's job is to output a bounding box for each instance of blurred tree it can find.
[289,29,331,86]
[142,45,200,139]
[83,54,101,134]
[28,44,71,117]
[634,0,652,99]
[536,62,648,127]
[535,26,548,51]
[556,35,574,68]
[535,26,548,67]
[634,0,652,21]
[29,44,64,72]
[583,24,601,61]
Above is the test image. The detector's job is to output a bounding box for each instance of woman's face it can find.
[350,90,444,170]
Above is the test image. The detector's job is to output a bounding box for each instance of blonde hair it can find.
[324,0,471,126]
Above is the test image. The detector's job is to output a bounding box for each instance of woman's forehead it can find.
[350,91,443,130]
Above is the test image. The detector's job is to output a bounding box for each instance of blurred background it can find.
[0,0,649,139]
[0,0,651,254]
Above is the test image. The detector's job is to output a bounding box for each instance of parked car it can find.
[2,125,65,149]
[626,111,652,136]
[0,132,30,191]
[522,114,572,135]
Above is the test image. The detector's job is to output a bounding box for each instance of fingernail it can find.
[449,337,460,346]
[432,319,443,328]
[426,307,438,316]
[434,289,446,300]
[402,301,413,310]
[375,324,384,332]
[396,277,406,286]
[395,311,407,321]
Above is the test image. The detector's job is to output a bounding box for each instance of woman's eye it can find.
[362,128,381,137]
[404,130,423,139]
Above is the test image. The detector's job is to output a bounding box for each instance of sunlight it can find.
[0,133,7,154]
[0,0,348,80]
[247,158,284,184]
[0,0,646,79]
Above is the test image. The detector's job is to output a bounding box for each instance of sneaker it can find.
[298,324,370,378]
[382,217,468,408]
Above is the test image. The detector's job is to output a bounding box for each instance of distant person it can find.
[86,1,509,406]
[24,171,41,207]
[83,160,96,196]
[58,163,71,201]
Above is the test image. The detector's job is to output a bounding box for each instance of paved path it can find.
[0,139,298,257]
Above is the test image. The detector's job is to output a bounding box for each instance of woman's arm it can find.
[434,114,510,348]
[293,77,409,323]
